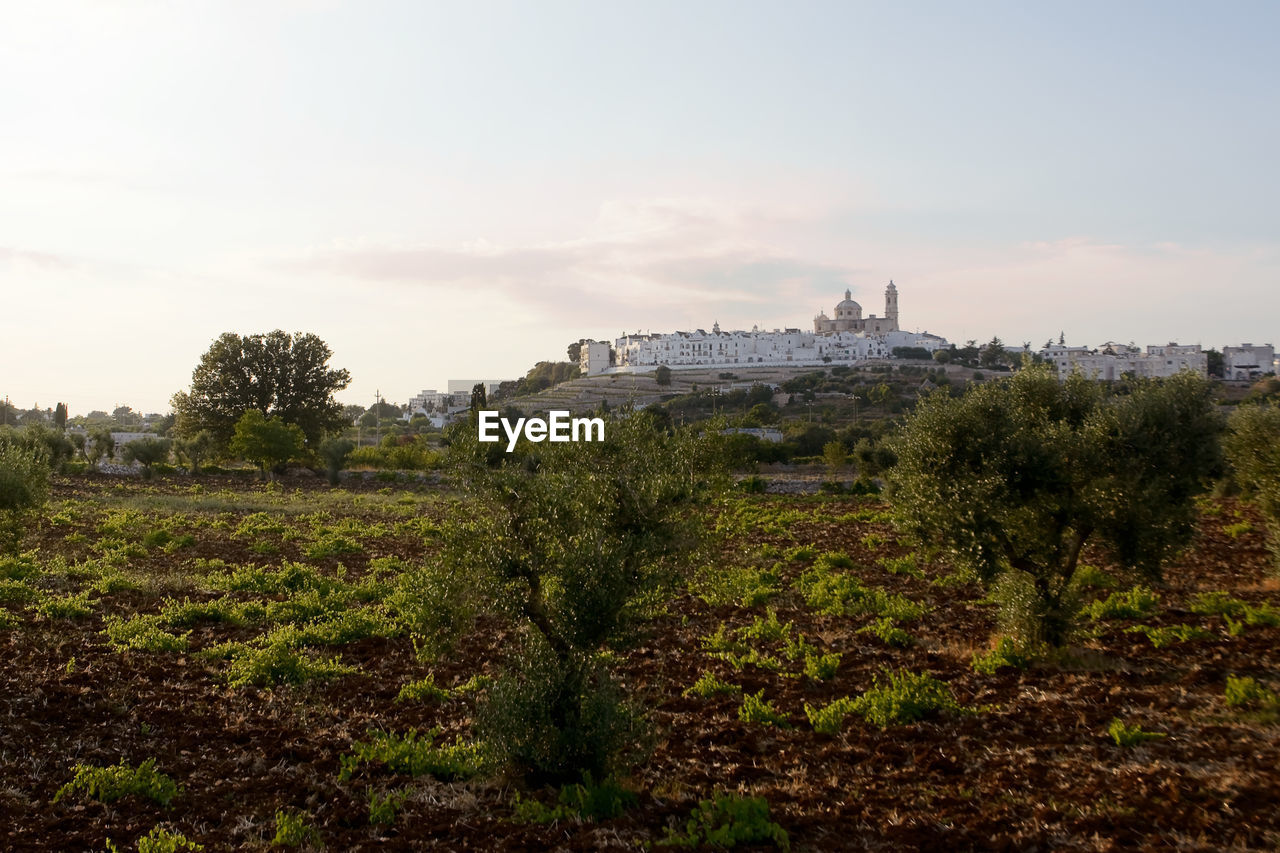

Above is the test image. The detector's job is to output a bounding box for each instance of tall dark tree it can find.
[53,403,68,431]
[470,382,487,412]
[171,331,350,448]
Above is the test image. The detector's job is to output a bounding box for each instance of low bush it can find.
[660,794,790,850]
[851,670,962,728]
[338,728,486,782]
[737,690,790,728]
[55,758,179,806]
[1107,718,1166,747]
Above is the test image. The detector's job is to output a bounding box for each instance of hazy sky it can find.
[3,0,1277,414]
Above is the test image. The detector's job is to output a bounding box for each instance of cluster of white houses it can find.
[580,283,948,376]
[1043,342,1275,382]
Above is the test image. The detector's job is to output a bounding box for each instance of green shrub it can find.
[54,758,179,806]
[802,651,841,681]
[367,786,408,826]
[1125,623,1213,649]
[512,772,637,824]
[1223,521,1254,538]
[30,591,97,620]
[1107,718,1166,747]
[1070,565,1118,591]
[737,690,789,728]
[683,671,742,699]
[0,440,51,554]
[396,674,450,703]
[221,638,357,687]
[738,609,792,643]
[660,794,790,850]
[804,697,858,735]
[1084,586,1159,621]
[971,636,1032,674]
[102,615,191,653]
[135,826,204,853]
[858,617,913,648]
[1224,675,1280,709]
[337,728,485,782]
[877,553,922,577]
[272,809,320,848]
[851,670,962,728]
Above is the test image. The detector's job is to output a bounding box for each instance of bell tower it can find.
[884,280,899,329]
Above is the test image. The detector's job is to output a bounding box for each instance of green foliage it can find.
[1188,592,1280,631]
[54,758,179,806]
[660,794,790,850]
[338,728,485,783]
[366,787,408,826]
[229,410,305,477]
[1224,675,1279,709]
[1070,564,1118,591]
[971,636,1033,674]
[0,439,51,553]
[272,809,320,848]
[1107,718,1166,747]
[102,614,191,653]
[737,690,789,728]
[802,650,842,680]
[890,366,1222,646]
[434,414,727,783]
[122,437,172,476]
[135,826,204,852]
[172,429,218,475]
[738,609,792,643]
[857,617,913,648]
[1225,402,1280,572]
[219,637,357,687]
[1125,623,1213,648]
[1084,586,1160,621]
[804,696,858,735]
[689,562,780,607]
[30,590,96,620]
[793,558,926,620]
[171,329,350,448]
[877,553,922,577]
[512,772,637,824]
[395,674,449,703]
[319,436,355,485]
[683,671,742,699]
[851,670,962,728]
[1223,521,1254,538]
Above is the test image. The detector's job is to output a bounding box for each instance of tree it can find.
[416,415,727,783]
[1204,348,1225,379]
[319,436,355,486]
[171,330,350,448]
[229,410,304,479]
[53,403,68,431]
[932,349,952,365]
[88,427,115,465]
[173,430,218,474]
[822,440,847,479]
[654,365,672,387]
[122,437,172,479]
[888,367,1222,647]
[979,336,1006,369]
[1224,402,1280,572]
[470,383,487,412]
[0,438,51,553]
[567,341,583,363]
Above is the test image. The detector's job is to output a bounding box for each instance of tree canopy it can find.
[888,365,1222,646]
[171,331,350,448]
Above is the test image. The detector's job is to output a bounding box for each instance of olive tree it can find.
[1224,401,1280,572]
[230,410,304,479]
[0,438,51,553]
[416,412,726,783]
[122,437,172,479]
[888,366,1221,647]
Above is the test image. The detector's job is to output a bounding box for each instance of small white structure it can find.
[1044,342,1208,381]
[579,341,613,376]
[1223,344,1275,380]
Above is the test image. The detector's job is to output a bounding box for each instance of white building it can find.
[595,285,947,375]
[1044,342,1208,381]
[580,341,612,376]
[1223,344,1275,380]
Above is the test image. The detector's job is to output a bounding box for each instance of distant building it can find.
[1223,343,1275,380]
[579,341,613,376]
[601,283,946,374]
[446,379,507,398]
[1044,342,1207,381]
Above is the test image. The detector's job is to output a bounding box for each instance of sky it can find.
[2,0,1277,415]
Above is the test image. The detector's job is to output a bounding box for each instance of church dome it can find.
[834,288,862,319]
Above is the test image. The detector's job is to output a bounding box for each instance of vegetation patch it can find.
[55,758,179,807]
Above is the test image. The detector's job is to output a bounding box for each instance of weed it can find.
[877,553,922,578]
[1224,675,1280,709]
[802,651,841,681]
[700,623,747,655]
[396,674,449,703]
[738,609,792,643]
[737,690,790,728]
[102,615,191,653]
[1083,587,1159,621]
[1125,623,1213,649]
[367,786,408,826]
[512,772,637,824]
[858,617,913,648]
[54,758,179,806]
[1107,718,1166,747]
[1070,565,1117,591]
[338,728,486,782]
[660,794,790,850]
[971,637,1033,674]
[221,638,357,688]
[136,826,204,852]
[804,696,858,735]
[683,671,742,699]
[305,533,364,559]
[30,591,97,620]
[159,596,255,627]
[851,670,963,728]
[715,648,787,673]
[1223,521,1254,538]
[690,564,780,607]
[272,809,320,848]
